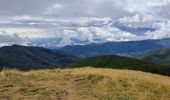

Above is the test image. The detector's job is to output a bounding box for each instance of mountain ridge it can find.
[57,38,170,57]
[134,47,170,66]
[0,45,79,70]
[71,55,170,76]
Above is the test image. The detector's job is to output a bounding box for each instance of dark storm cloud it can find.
[0,0,170,20]
[0,0,57,16]
[0,0,130,18]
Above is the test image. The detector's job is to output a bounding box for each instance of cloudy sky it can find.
[0,0,170,47]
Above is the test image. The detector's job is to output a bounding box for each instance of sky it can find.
[0,0,170,47]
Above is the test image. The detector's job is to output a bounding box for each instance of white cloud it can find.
[44,4,63,15]
[0,31,26,46]
[118,14,155,27]
[54,24,138,45]
[0,28,54,38]
[119,14,141,24]
[90,25,137,42]
[118,15,157,29]
[144,21,170,39]
[122,0,170,14]
[0,0,170,46]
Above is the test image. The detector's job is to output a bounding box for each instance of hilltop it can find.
[0,45,79,70]
[71,55,170,76]
[134,48,170,66]
[0,68,170,100]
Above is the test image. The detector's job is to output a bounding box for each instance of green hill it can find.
[0,45,79,70]
[71,55,170,76]
[0,68,170,100]
[134,48,170,66]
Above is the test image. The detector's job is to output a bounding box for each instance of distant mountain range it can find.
[134,48,170,66]
[0,44,170,76]
[0,45,79,70]
[57,38,170,57]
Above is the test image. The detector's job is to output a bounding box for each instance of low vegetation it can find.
[134,48,170,66]
[0,45,79,70]
[71,55,170,76]
[0,67,170,100]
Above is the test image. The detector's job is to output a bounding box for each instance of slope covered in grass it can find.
[71,55,170,76]
[0,67,170,100]
[134,48,170,66]
[0,45,79,70]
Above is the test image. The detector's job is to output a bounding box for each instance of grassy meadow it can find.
[0,67,170,100]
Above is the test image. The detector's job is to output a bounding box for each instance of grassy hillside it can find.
[134,48,170,66]
[0,68,170,100]
[71,55,170,76]
[0,45,79,70]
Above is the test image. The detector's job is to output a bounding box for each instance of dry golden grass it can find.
[0,67,170,100]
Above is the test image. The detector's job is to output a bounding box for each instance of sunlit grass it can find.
[0,67,170,100]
